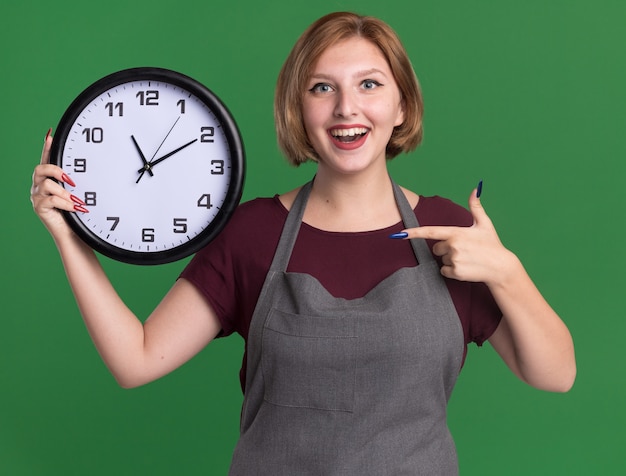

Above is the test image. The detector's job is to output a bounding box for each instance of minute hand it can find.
[137,138,198,174]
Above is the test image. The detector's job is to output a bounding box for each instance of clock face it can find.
[50,68,245,265]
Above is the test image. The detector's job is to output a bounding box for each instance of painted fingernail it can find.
[70,194,86,206]
[44,128,52,142]
[476,179,483,198]
[73,204,89,213]
[61,173,76,187]
[389,232,409,239]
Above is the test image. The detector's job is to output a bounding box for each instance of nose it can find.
[333,90,359,118]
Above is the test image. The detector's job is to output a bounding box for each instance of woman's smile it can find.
[328,125,370,149]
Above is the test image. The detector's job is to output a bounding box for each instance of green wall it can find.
[2,0,624,474]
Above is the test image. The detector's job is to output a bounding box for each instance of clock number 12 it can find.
[136,90,159,106]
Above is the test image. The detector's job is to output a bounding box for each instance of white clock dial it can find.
[51,68,245,264]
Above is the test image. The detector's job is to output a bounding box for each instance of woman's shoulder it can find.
[235,195,283,214]
[233,195,286,221]
[416,195,473,227]
[221,195,288,239]
[190,195,286,263]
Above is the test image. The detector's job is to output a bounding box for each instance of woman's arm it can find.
[481,253,575,392]
[31,132,221,388]
[399,187,576,392]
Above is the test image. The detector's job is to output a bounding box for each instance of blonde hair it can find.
[275,12,424,165]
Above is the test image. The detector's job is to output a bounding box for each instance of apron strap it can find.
[269,181,313,272]
[269,178,434,273]
[391,181,435,265]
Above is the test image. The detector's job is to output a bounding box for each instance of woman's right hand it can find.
[30,131,222,389]
[30,129,88,237]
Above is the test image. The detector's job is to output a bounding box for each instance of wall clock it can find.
[50,67,245,265]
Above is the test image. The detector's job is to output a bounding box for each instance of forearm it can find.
[33,137,190,388]
[487,252,576,392]
[54,230,147,387]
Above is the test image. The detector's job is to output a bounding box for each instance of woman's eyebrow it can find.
[309,68,388,81]
[353,68,387,78]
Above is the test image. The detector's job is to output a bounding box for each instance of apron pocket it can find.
[262,308,357,413]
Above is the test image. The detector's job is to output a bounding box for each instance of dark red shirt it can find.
[181,194,502,390]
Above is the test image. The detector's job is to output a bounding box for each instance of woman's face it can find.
[302,36,405,175]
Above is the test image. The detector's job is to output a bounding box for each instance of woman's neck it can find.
[300,167,412,232]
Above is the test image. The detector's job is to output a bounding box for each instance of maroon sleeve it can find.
[179,198,284,339]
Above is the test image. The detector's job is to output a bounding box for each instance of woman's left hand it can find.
[402,187,516,284]
[403,185,576,391]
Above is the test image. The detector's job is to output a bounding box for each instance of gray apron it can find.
[229,181,464,475]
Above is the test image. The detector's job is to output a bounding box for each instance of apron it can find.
[229,180,464,475]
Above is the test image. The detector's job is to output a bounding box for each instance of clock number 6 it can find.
[142,228,155,243]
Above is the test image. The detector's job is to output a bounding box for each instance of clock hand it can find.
[136,116,183,183]
[151,138,198,167]
[151,116,181,162]
[131,135,154,177]
[137,138,198,176]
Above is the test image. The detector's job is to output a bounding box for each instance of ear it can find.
[394,97,406,127]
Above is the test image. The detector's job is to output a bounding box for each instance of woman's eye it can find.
[309,83,333,93]
[362,79,382,90]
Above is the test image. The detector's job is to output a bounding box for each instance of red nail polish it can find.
[70,194,86,206]
[62,173,76,187]
[45,128,52,142]
[74,204,89,213]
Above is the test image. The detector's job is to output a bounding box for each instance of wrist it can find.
[53,225,92,257]
[486,249,525,291]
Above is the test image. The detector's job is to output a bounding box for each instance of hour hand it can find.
[131,135,154,179]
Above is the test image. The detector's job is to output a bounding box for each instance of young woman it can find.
[31,11,575,475]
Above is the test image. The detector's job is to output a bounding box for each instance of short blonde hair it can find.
[275,12,424,165]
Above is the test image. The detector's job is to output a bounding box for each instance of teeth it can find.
[330,127,368,137]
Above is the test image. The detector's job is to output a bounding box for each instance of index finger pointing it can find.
[390,225,458,241]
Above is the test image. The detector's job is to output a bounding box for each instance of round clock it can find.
[50,67,245,265]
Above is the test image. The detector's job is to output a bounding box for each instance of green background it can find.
[2,0,624,474]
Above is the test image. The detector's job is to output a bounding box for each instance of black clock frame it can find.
[50,67,245,265]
